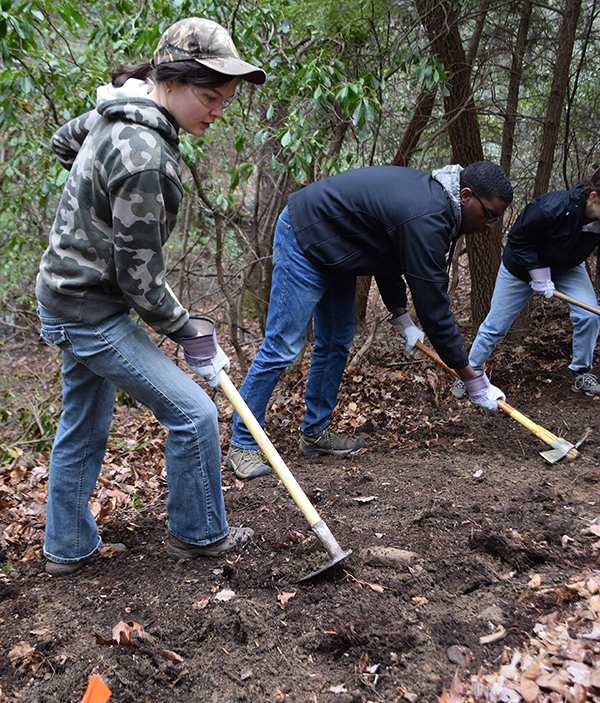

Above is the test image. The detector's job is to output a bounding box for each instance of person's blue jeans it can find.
[231,207,357,449]
[38,306,227,563]
[469,262,600,372]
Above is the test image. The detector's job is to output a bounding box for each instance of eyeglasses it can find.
[189,85,235,110]
[471,190,502,223]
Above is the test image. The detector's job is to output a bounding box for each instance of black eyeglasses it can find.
[472,191,502,223]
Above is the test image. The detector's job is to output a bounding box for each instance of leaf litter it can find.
[1,278,599,701]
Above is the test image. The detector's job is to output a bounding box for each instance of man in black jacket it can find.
[453,175,600,401]
[226,161,514,480]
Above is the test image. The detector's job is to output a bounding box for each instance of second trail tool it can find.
[413,340,585,464]
[219,370,352,581]
[553,290,600,317]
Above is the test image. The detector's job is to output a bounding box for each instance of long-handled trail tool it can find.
[219,370,352,581]
[554,290,600,317]
[413,340,588,463]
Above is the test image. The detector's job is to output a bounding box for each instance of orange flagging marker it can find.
[79,676,111,703]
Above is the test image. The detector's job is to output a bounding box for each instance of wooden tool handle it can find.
[554,290,600,317]
[219,370,322,526]
[412,341,578,459]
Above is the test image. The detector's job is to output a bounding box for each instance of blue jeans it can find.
[469,262,600,372]
[38,306,227,563]
[231,207,357,449]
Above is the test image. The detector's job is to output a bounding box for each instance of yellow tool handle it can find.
[219,370,322,526]
[413,341,578,459]
[554,290,600,317]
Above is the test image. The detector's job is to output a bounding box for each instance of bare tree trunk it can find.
[533,0,582,197]
[466,0,491,67]
[353,86,439,331]
[390,88,437,168]
[416,0,498,327]
[355,276,373,332]
[561,0,598,188]
[500,0,533,178]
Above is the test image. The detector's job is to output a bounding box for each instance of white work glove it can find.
[529,267,554,299]
[180,317,231,388]
[187,345,230,388]
[390,312,425,356]
[463,371,505,412]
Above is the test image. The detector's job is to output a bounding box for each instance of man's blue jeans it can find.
[38,306,227,563]
[469,262,600,372]
[231,207,357,449]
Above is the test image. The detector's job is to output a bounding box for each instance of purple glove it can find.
[390,312,425,356]
[529,267,554,299]
[180,317,230,388]
[463,371,505,412]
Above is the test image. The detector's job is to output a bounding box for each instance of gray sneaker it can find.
[451,378,466,398]
[226,445,271,480]
[166,527,254,560]
[571,370,600,397]
[299,426,366,456]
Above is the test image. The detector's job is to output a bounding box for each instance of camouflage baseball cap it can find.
[153,18,266,85]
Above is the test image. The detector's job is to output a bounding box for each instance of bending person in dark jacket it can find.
[226,161,514,480]
[454,173,600,399]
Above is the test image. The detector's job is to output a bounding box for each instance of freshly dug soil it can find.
[1,295,599,702]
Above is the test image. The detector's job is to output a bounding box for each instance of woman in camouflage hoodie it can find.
[36,18,265,575]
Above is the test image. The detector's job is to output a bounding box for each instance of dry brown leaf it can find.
[7,641,44,675]
[277,591,296,609]
[95,620,144,647]
[479,628,507,644]
[437,671,464,703]
[193,597,211,611]
[161,649,183,663]
[412,596,428,605]
[568,682,587,703]
[7,642,35,666]
[535,672,567,694]
[520,675,541,703]
[329,684,348,693]
[214,589,236,602]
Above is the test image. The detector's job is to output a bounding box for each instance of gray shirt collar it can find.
[432,164,464,236]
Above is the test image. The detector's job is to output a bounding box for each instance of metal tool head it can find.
[539,429,590,464]
[540,440,574,463]
[297,548,353,582]
[296,519,352,582]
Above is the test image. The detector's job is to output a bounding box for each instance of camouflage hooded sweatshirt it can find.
[36,79,190,338]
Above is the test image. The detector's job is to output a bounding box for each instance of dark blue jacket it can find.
[287,166,469,369]
[503,185,600,281]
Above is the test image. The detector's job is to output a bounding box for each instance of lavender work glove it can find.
[180,317,231,388]
[463,371,505,412]
[390,312,424,356]
[529,267,554,299]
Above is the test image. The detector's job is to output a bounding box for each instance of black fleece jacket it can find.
[503,185,600,281]
[287,166,469,369]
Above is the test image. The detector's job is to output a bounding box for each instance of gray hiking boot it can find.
[225,444,271,480]
[571,370,600,397]
[166,527,254,560]
[299,426,366,456]
[451,378,466,398]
